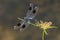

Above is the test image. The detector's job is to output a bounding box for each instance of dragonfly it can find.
[14,3,38,32]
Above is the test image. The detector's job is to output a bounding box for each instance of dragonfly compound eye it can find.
[22,24,26,28]
[17,23,21,26]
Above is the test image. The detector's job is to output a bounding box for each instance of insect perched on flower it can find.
[35,20,57,40]
[13,2,57,40]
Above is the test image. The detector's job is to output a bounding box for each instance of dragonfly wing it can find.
[14,22,22,30]
[25,3,38,20]
[14,20,25,30]
[19,21,29,32]
[26,3,34,16]
[28,6,38,19]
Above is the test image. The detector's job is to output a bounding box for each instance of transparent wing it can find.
[14,20,29,32]
[25,3,38,20]
[19,21,29,32]
[14,22,22,30]
[28,6,38,19]
[26,3,34,16]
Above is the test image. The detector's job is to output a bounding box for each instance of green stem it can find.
[49,26,57,29]
[44,29,48,35]
[17,17,24,21]
[17,17,36,26]
[42,30,45,40]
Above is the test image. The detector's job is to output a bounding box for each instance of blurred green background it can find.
[0,0,60,40]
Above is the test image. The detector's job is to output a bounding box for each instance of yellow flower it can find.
[35,20,57,35]
[35,20,55,30]
[40,21,52,30]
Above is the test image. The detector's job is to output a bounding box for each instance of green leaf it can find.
[49,26,57,29]
[17,17,24,21]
